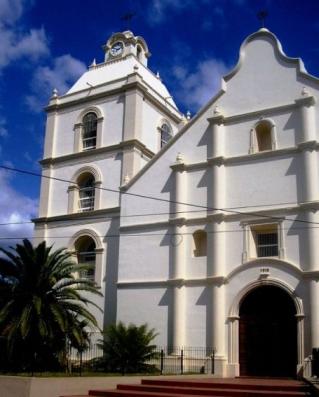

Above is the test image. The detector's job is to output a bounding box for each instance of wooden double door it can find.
[239,286,297,377]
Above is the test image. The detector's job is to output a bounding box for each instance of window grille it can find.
[82,112,97,150]
[256,232,278,257]
[78,175,95,212]
[160,123,172,148]
[77,240,96,281]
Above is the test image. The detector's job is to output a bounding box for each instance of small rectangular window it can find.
[250,224,278,258]
[256,232,278,257]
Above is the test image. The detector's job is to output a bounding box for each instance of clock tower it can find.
[34,30,183,329]
[103,30,150,66]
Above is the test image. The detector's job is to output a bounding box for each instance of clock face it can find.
[110,42,124,57]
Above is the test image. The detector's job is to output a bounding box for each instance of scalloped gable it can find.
[218,28,319,114]
[122,28,319,192]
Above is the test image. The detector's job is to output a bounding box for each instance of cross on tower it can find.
[257,10,268,28]
[121,12,136,30]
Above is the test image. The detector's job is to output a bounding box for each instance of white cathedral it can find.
[34,28,319,378]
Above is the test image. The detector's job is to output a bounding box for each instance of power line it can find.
[0,201,304,228]
[1,164,318,227]
[1,225,319,241]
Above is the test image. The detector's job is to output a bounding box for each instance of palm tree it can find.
[0,239,102,371]
[97,322,158,374]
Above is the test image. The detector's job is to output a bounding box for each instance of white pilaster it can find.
[73,123,82,152]
[227,316,240,377]
[296,96,317,203]
[67,185,78,214]
[39,166,52,217]
[170,156,187,348]
[123,76,144,142]
[43,110,58,158]
[122,79,144,181]
[206,109,226,370]
[94,181,102,210]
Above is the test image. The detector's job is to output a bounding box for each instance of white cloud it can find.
[34,55,86,94]
[0,167,37,249]
[0,0,49,70]
[0,0,25,26]
[26,54,86,112]
[172,58,228,110]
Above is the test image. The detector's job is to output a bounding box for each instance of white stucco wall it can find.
[117,287,169,346]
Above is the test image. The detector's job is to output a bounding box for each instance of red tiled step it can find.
[89,385,305,397]
[61,378,311,397]
[118,383,307,396]
[89,391,226,397]
[141,379,309,392]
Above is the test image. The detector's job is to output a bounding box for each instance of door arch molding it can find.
[227,278,304,376]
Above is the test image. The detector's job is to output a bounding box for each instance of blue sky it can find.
[0,0,319,243]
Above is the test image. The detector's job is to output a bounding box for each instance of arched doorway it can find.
[239,285,297,377]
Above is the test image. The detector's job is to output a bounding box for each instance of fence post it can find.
[211,349,215,374]
[160,349,164,375]
[181,349,183,374]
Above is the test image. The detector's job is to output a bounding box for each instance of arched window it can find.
[82,112,97,150]
[77,172,95,212]
[75,236,96,281]
[160,123,172,148]
[193,230,207,257]
[255,121,272,152]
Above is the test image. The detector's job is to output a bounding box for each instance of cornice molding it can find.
[117,267,319,289]
[207,156,225,166]
[207,96,316,126]
[170,162,186,172]
[119,220,169,232]
[118,200,319,231]
[168,217,187,226]
[33,206,120,224]
[40,139,154,166]
[303,270,319,278]
[295,95,316,107]
[207,114,225,125]
[297,140,318,151]
[46,78,182,123]
[182,141,319,171]
[221,101,297,124]
[117,275,226,288]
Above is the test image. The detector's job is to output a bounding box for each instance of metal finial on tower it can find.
[257,10,268,28]
[121,12,136,30]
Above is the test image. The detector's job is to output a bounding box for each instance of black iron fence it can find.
[0,331,216,376]
[67,340,216,375]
